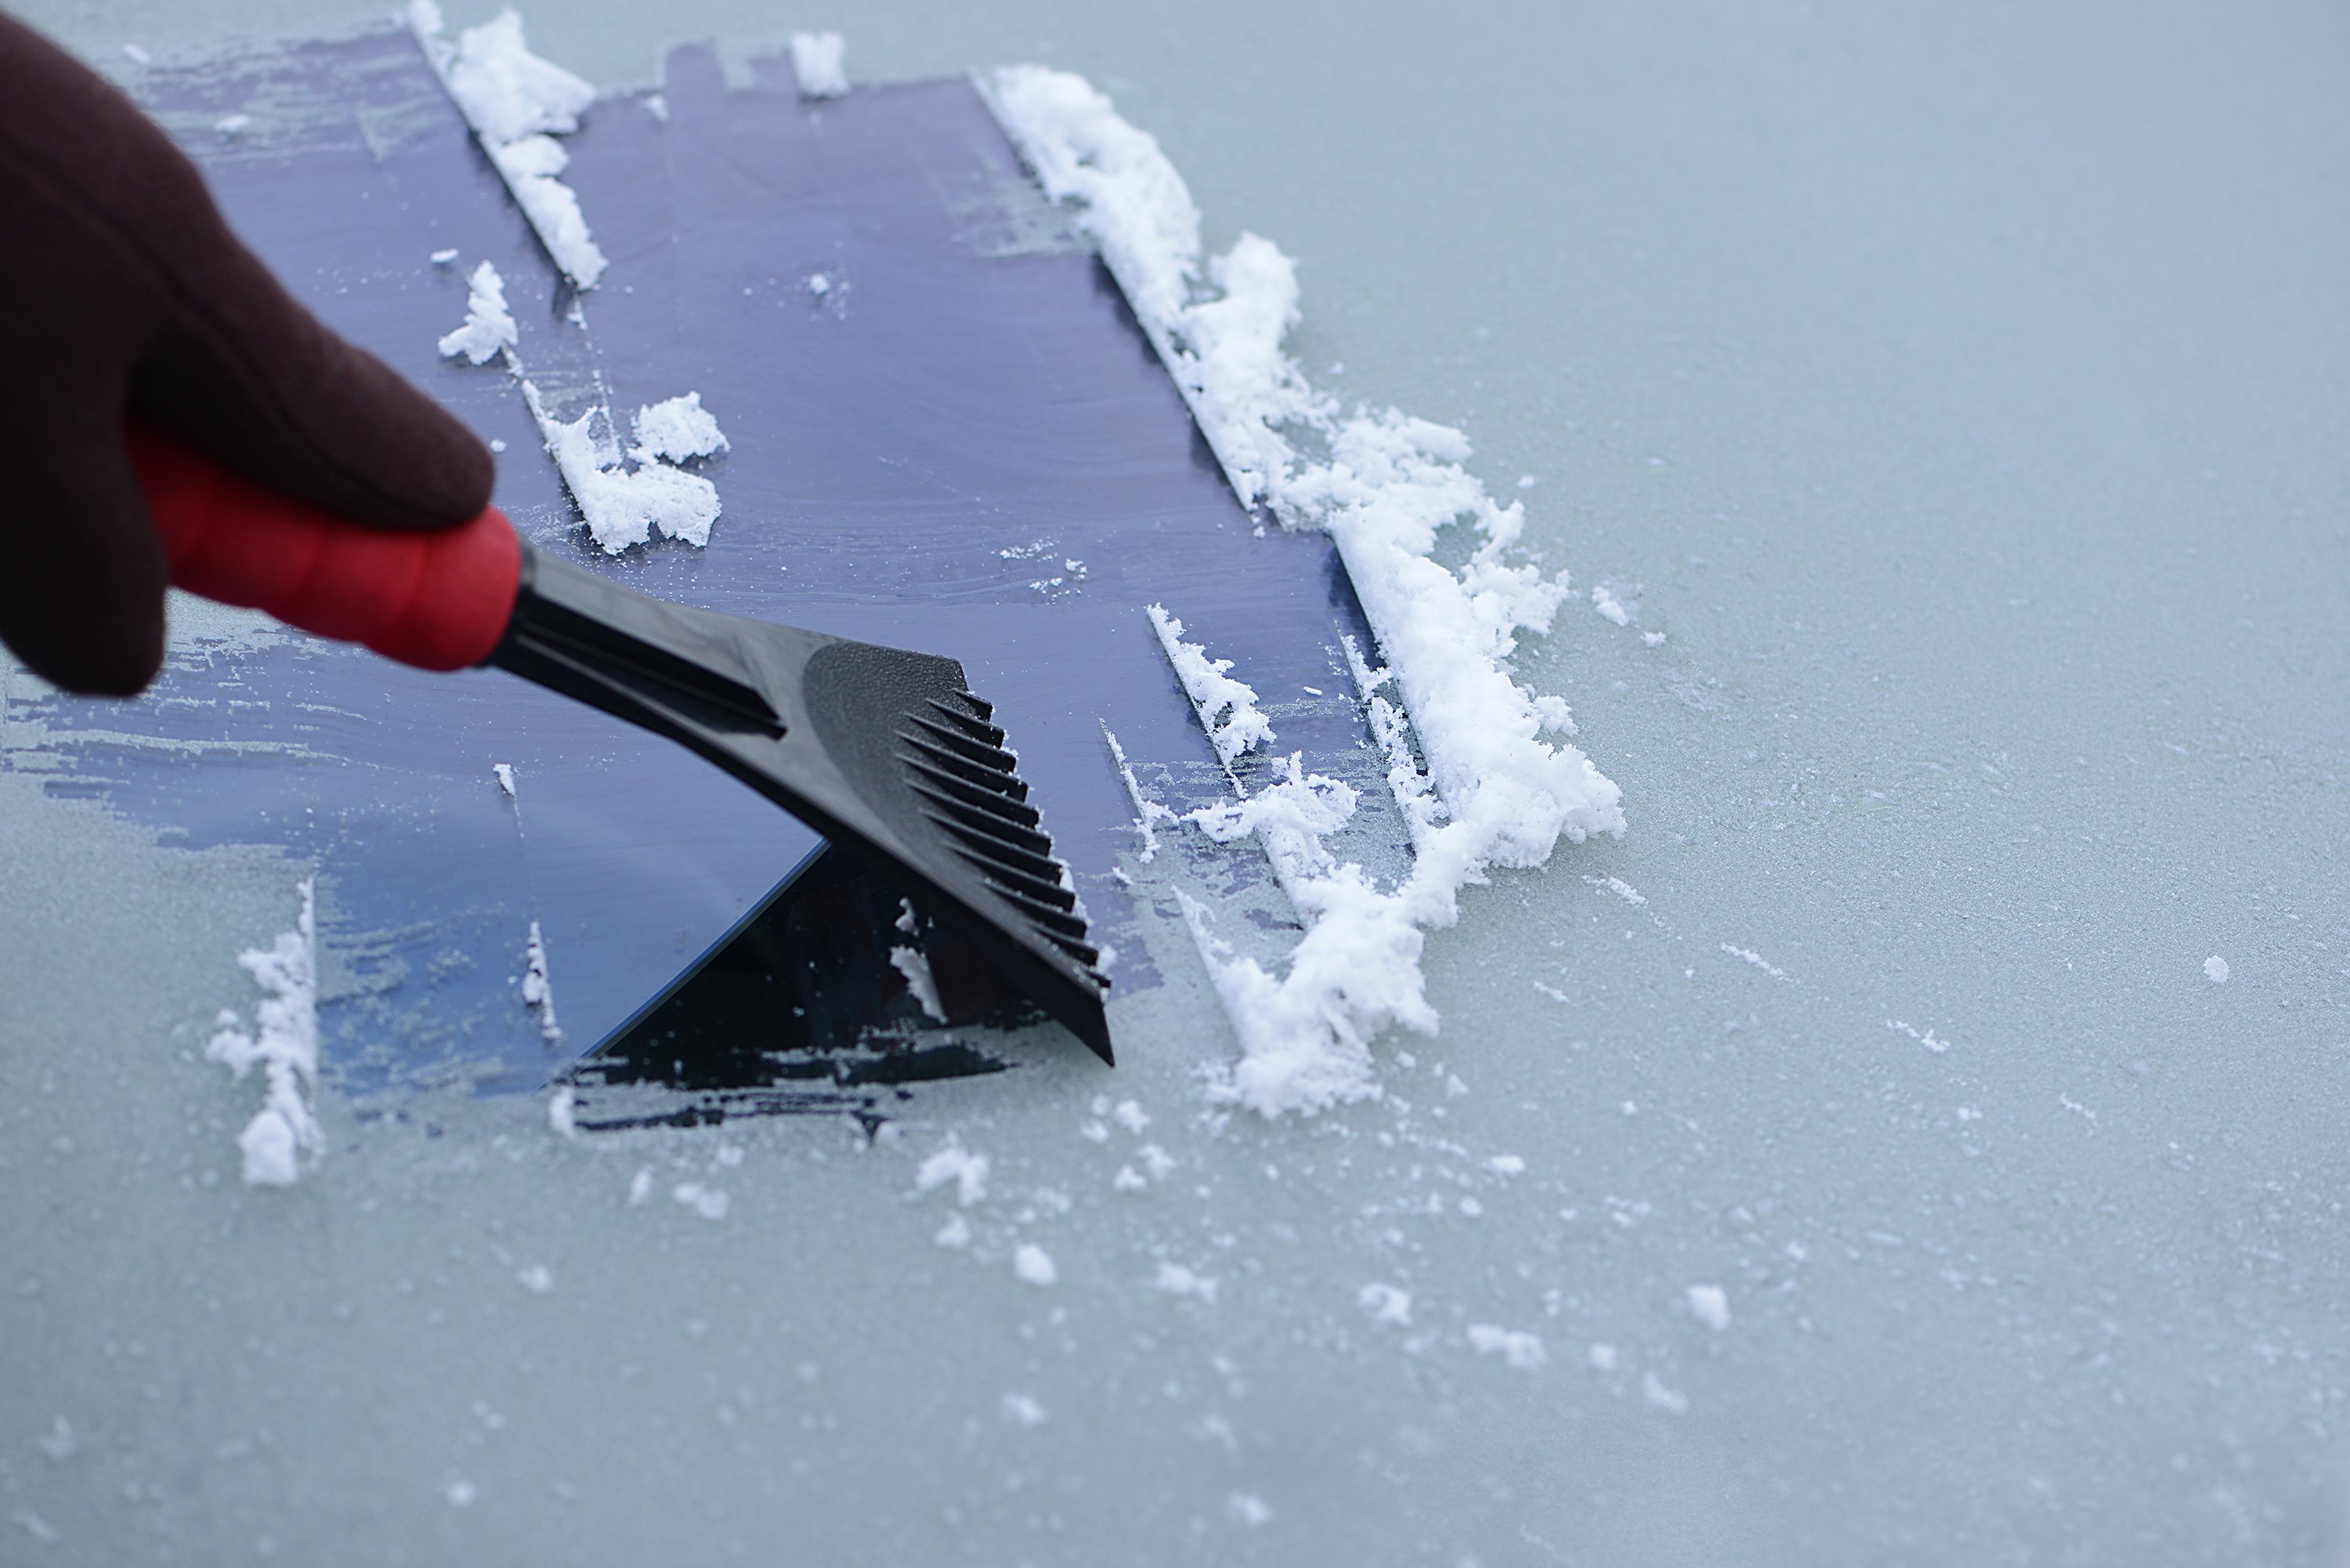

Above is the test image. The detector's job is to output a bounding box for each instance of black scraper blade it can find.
[490,546,1115,1064]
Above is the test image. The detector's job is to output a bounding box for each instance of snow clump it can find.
[436,261,518,364]
[520,381,724,552]
[631,392,730,464]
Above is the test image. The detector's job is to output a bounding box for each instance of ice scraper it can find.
[127,425,1115,1064]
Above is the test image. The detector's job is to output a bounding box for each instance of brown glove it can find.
[0,13,494,695]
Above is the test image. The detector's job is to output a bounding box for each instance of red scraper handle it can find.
[125,423,523,670]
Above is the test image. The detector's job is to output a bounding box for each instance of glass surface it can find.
[5,2,2348,1563]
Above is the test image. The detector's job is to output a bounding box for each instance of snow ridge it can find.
[991,67,1624,1115]
[522,919,561,1042]
[409,4,608,287]
[1101,724,1177,862]
[890,944,948,1023]
[204,880,323,1187]
[1146,605,1274,766]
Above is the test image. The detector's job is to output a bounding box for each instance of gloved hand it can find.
[0,14,493,696]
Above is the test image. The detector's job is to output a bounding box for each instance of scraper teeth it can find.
[956,850,1078,914]
[904,758,1040,825]
[971,879,1091,942]
[925,697,1007,748]
[907,715,1021,775]
[925,785,1051,847]
[898,738,1029,804]
[916,787,1058,862]
[1045,930,1103,970]
[949,842,1078,911]
[996,894,1094,945]
[898,693,1104,996]
[933,812,1065,885]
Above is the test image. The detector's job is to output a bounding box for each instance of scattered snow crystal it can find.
[1723,944,1794,983]
[1013,1243,1058,1286]
[991,68,1623,1115]
[1467,1324,1549,1371]
[1688,1284,1731,1331]
[1885,1017,1950,1053]
[671,1182,730,1220]
[1154,1262,1220,1303]
[410,5,607,287]
[2206,954,2230,984]
[1358,1282,1413,1326]
[916,1143,989,1206]
[1587,873,1646,906]
[1590,583,1632,627]
[1643,1371,1690,1414]
[1227,1494,1273,1527]
[436,261,518,365]
[1001,1393,1046,1427]
[204,879,323,1187]
[788,32,848,99]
